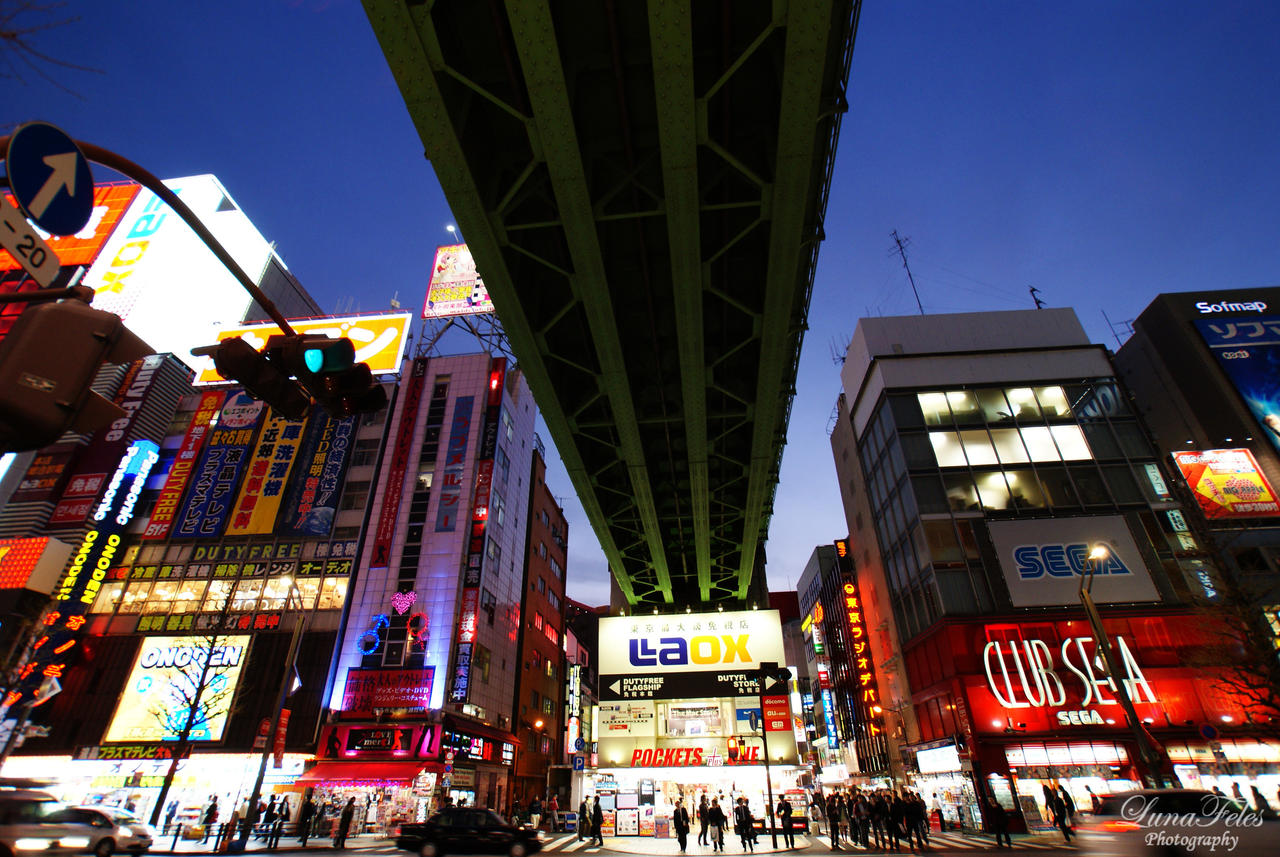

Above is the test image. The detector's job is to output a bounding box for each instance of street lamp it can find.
[1077,544,1169,788]
[234,579,307,851]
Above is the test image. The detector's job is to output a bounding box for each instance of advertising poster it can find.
[174,394,266,538]
[9,448,76,504]
[224,409,309,535]
[1196,315,1280,453]
[987,516,1161,607]
[104,635,251,743]
[423,244,495,319]
[370,358,427,569]
[435,397,474,532]
[599,701,657,736]
[143,391,225,539]
[1,184,139,272]
[1172,448,1280,519]
[340,668,435,717]
[275,411,356,537]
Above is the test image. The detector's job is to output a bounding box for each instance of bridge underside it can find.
[365,0,859,607]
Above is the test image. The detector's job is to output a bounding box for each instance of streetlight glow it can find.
[1089,544,1110,561]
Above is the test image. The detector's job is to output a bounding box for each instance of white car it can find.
[1076,789,1276,857]
[0,789,100,857]
[47,808,154,857]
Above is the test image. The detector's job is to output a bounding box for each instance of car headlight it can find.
[59,838,91,848]
[14,838,52,849]
[118,827,133,837]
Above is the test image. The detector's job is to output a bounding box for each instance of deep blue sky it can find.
[6,1,1280,607]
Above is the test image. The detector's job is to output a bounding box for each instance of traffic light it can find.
[191,336,310,420]
[265,334,387,417]
[0,300,153,452]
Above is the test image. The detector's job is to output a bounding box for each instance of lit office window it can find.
[232,579,263,612]
[118,582,152,614]
[144,581,177,615]
[318,577,347,610]
[90,581,124,614]
[172,580,207,613]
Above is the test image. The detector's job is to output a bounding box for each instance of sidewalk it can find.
[150,832,390,855]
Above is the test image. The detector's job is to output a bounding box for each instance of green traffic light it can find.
[301,338,355,374]
[304,348,324,373]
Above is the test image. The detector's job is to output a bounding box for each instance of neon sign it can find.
[981,634,1156,710]
[841,580,884,737]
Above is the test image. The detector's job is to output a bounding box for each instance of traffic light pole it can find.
[0,135,296,335]
[757,662,778,849]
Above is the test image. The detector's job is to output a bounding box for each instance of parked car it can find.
[46,807,154,856]
[396,808,543,857]
[1076,788,1276,857]
[0,788,99,857]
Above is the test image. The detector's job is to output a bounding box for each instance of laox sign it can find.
[983,635,1156,710]
[629,635,751,667]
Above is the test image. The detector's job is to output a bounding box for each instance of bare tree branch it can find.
[0,0,103,100]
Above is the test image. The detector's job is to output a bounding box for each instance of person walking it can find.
[673,798,691,854]
[529,796,543,831]
[707,798,726,853]
[905,794,927,851]
[987,798,1011,850]
[202,797,219,844]
[777,796,794,848]
[548,794,560,832]
[871,792,888,851]
[734,798,754,852]
[298,796,316,846]
[1057,786,1075,825]
[591,797,605,847]
[1049,791,1073,844]
[826,793,841,849]
[334,797,356,849]
[578,798,590,841]
[698,795,710,846]
[889,792,906,852]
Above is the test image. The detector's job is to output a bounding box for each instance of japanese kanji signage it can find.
[370,358,427,569]
[435,396,474,532]
[143,391,224,539]
[174,394,266,538]
[225,409,308,535]
[841,577,887,750]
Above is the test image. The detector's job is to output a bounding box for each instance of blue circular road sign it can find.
[8,121,94,236]
[574,737,585,751]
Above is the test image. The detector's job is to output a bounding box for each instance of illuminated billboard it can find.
[1,184,140,272]
[193,312,413,385]
[597,609,785,700]
[104,635,251,743]
[1172,448,1280,519]
[83,175,272,360]
[423,244,495,319]
[1196,315,1280,453]
[0,537,72,591]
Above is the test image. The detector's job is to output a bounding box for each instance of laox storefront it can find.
[905,613,1267,833]
[590,611,803,836]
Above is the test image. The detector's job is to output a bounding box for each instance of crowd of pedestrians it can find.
[811,789,934,852]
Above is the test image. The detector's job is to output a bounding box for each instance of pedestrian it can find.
[889,792,907,852]
[591,797,605,847]
[987,798,1010,850]
[905,794,927,851]
[871,792,888,850]
[698,795,710,846]
[548,794,560,832]
[776,796,794,848]
[202,797,219,844]
[734,798,754,852]
[164,801,178,836]
[1085,785,1101,815]
[1049,791,1072,844]
[673,798,691,854]
[707,798,726,853]
[298,796,316,846]
[578,798,590,841]
[1057,786,1075,825]
[826,793,841,849]
[334,797,356,849]
[529,796,543,831]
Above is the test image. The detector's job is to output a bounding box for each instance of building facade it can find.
[829,309,1258,832]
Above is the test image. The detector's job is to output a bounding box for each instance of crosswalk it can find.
[536,832,1073,853]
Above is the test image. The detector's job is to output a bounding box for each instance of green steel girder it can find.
[362,0,858,609]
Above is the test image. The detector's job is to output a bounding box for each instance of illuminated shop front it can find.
[588,611,804,835]
[904,613,1271,832]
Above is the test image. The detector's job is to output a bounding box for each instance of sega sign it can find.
[599,610,784,683]
[988,517,1160,608]
[1013,542,1135,579]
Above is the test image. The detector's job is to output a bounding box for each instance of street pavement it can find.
[150,829,1077,856]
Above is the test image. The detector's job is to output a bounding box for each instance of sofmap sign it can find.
[987,516,1160,607]
[1196,300,1267,313]
[1195,314,1280,454]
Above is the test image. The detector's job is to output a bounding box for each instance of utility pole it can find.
[890,230,925,316]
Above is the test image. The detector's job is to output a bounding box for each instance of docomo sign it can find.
[982,634,1156,711]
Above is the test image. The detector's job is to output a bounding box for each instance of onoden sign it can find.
[105,635,251,743]
[191,313,412,385]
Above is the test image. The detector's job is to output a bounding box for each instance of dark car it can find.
[395,808,542,857]
[1077,788,1276,857]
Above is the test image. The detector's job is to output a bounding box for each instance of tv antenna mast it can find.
[890,230,924,315]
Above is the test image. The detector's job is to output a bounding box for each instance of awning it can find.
[295,761,439,787]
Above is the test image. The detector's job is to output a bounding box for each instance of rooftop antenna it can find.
[389,291,401,310]
[1029,286,1045,309]
[829,336,848,366]
[1101,310,1133,349]
[889,230,924,316]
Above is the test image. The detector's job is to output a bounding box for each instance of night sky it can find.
[6,0,1279,607]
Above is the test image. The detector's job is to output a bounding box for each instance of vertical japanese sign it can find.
[276,411,356,537]
[450,359,505,704]
[9,441,160,709]
[144,391,225,539]
[435,397,475,532]
[841,576,887,771]
[369,358,427,569]
[174,393,266,538]
[226,409,309,535]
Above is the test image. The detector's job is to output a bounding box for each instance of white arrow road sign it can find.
[0,195,60,287]
[26,152,81,220]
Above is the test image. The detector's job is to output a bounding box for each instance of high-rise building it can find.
[829,309,1251,831]
[511,441,568,807]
